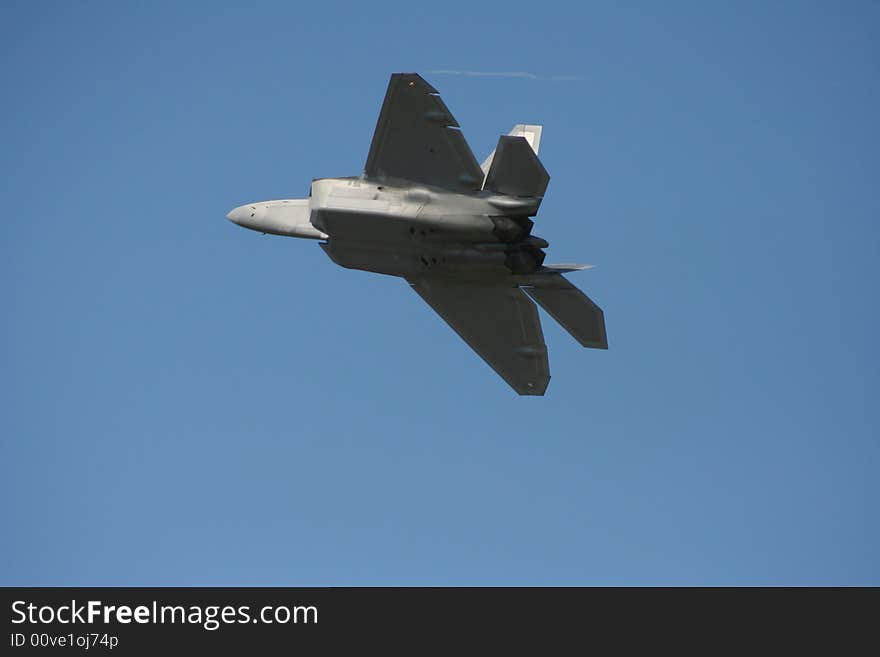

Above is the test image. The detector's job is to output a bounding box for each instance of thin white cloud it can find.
[428,69,581,81]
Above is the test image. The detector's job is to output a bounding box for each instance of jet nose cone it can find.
[226,205,248,225]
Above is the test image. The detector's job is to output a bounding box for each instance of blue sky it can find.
[2,1,878,585]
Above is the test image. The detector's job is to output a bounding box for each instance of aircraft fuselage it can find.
[227,176,547,280]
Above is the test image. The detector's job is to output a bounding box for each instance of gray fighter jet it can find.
[227,73,607,395]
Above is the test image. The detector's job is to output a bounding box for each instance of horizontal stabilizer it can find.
[483,135,550,198]
[541,263,594,273]
[524,276,608,349]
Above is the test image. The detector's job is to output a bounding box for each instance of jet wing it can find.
[365,73,484,193]
[408,278,550,395]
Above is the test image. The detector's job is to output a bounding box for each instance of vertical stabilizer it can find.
[481,124,543,175]
[483,135,550,198]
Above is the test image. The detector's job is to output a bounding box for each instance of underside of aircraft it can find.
[227,73,607,395]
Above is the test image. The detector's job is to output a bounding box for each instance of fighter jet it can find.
[227,72,607,395]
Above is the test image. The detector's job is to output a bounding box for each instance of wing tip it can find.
[515,377,550,396]
[391,72,437,93]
